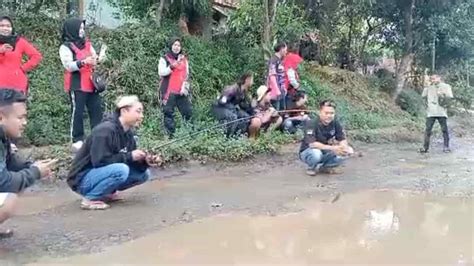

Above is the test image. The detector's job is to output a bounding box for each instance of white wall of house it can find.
[84,0,123,29]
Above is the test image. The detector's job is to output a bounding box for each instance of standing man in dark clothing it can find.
[0,89,57,238]
[67,96,160,210]
[420,74,453,153]
[158,37,192,138]
[212,72,260,137]
[299,100,354,176]
[59,18,104,152]
[267,42,288,111]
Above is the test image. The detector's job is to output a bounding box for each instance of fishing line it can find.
[152,108,319,150]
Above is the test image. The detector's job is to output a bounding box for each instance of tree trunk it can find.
[359,19,377,63]
[392,0,415,101]
[305,0,314,18]
[262,0,278,59]
[156,0,165,27]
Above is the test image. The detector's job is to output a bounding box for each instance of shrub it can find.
[12,13,421,163]
[396,89,426,117]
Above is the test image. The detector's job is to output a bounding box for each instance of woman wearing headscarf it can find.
[0,16,42,94]
[158,37,192,138]
[59,18,103,152]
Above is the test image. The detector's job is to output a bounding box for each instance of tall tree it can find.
[392,0,415,101]
[262,0,278,58]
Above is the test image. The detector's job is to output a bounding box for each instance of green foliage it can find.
[11,11,425,163]
[228,0,310,47]
[107,0,211,20]
[13,15,264,149]
[396,89,425,117]
[444,59,474,111]
[140,123,298,162]
[373,69,396,94]
[299,64,416,130]
[14,15,70,145]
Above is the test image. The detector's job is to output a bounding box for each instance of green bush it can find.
[396,89,426,117]
[12,14,420,163]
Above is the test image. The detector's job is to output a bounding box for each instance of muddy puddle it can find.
[29,190,473,265]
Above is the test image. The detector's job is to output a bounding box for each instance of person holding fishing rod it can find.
[0,89,57,238]
[66,96,161,210]
[212,72,262,138]
[252,85,283,138]
[300,100,354,176]
[282,90,310,134]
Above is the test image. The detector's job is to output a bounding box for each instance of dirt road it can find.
[0,117,473,265]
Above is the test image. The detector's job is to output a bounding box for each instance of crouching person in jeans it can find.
[67,95,160,210]
[0,89,57,237]
[299,100,354,176]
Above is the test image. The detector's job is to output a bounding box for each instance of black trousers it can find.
[163,94,192,136]
[423,116,449,150]
[212,104,250,137]
[70,90,103,143]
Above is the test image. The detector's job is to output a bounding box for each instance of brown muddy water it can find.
[30,190,473,265]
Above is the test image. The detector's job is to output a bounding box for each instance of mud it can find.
[29,190,473,265]
[0,117,473,265]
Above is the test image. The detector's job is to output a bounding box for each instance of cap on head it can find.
[256,85,271,102]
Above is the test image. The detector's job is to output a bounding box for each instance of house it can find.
[74,0,239,31]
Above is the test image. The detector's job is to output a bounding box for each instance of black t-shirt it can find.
[299,118,346,152]
[216,84,253,114]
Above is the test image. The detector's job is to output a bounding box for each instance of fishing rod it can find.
[152,108,319,150]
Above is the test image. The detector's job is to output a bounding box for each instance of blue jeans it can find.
[78,163,150,200]
[282,119,304,134]
[299,148,344,170]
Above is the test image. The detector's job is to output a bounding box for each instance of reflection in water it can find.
[30,190,473,265]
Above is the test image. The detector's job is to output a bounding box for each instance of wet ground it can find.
[1,117,473,265]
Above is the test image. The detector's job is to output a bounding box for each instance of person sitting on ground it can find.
[212,72,261,138]
[299,100,354,176]
[67,95,161,210]
[282,90,310,134]
[0,89,57,238]
[252,85,283,138]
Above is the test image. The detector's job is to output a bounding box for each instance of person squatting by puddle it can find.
[0,16,456,239]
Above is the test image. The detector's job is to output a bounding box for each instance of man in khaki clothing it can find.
[420,74,453,153]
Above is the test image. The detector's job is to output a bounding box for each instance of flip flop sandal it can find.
[80,200,110,210]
